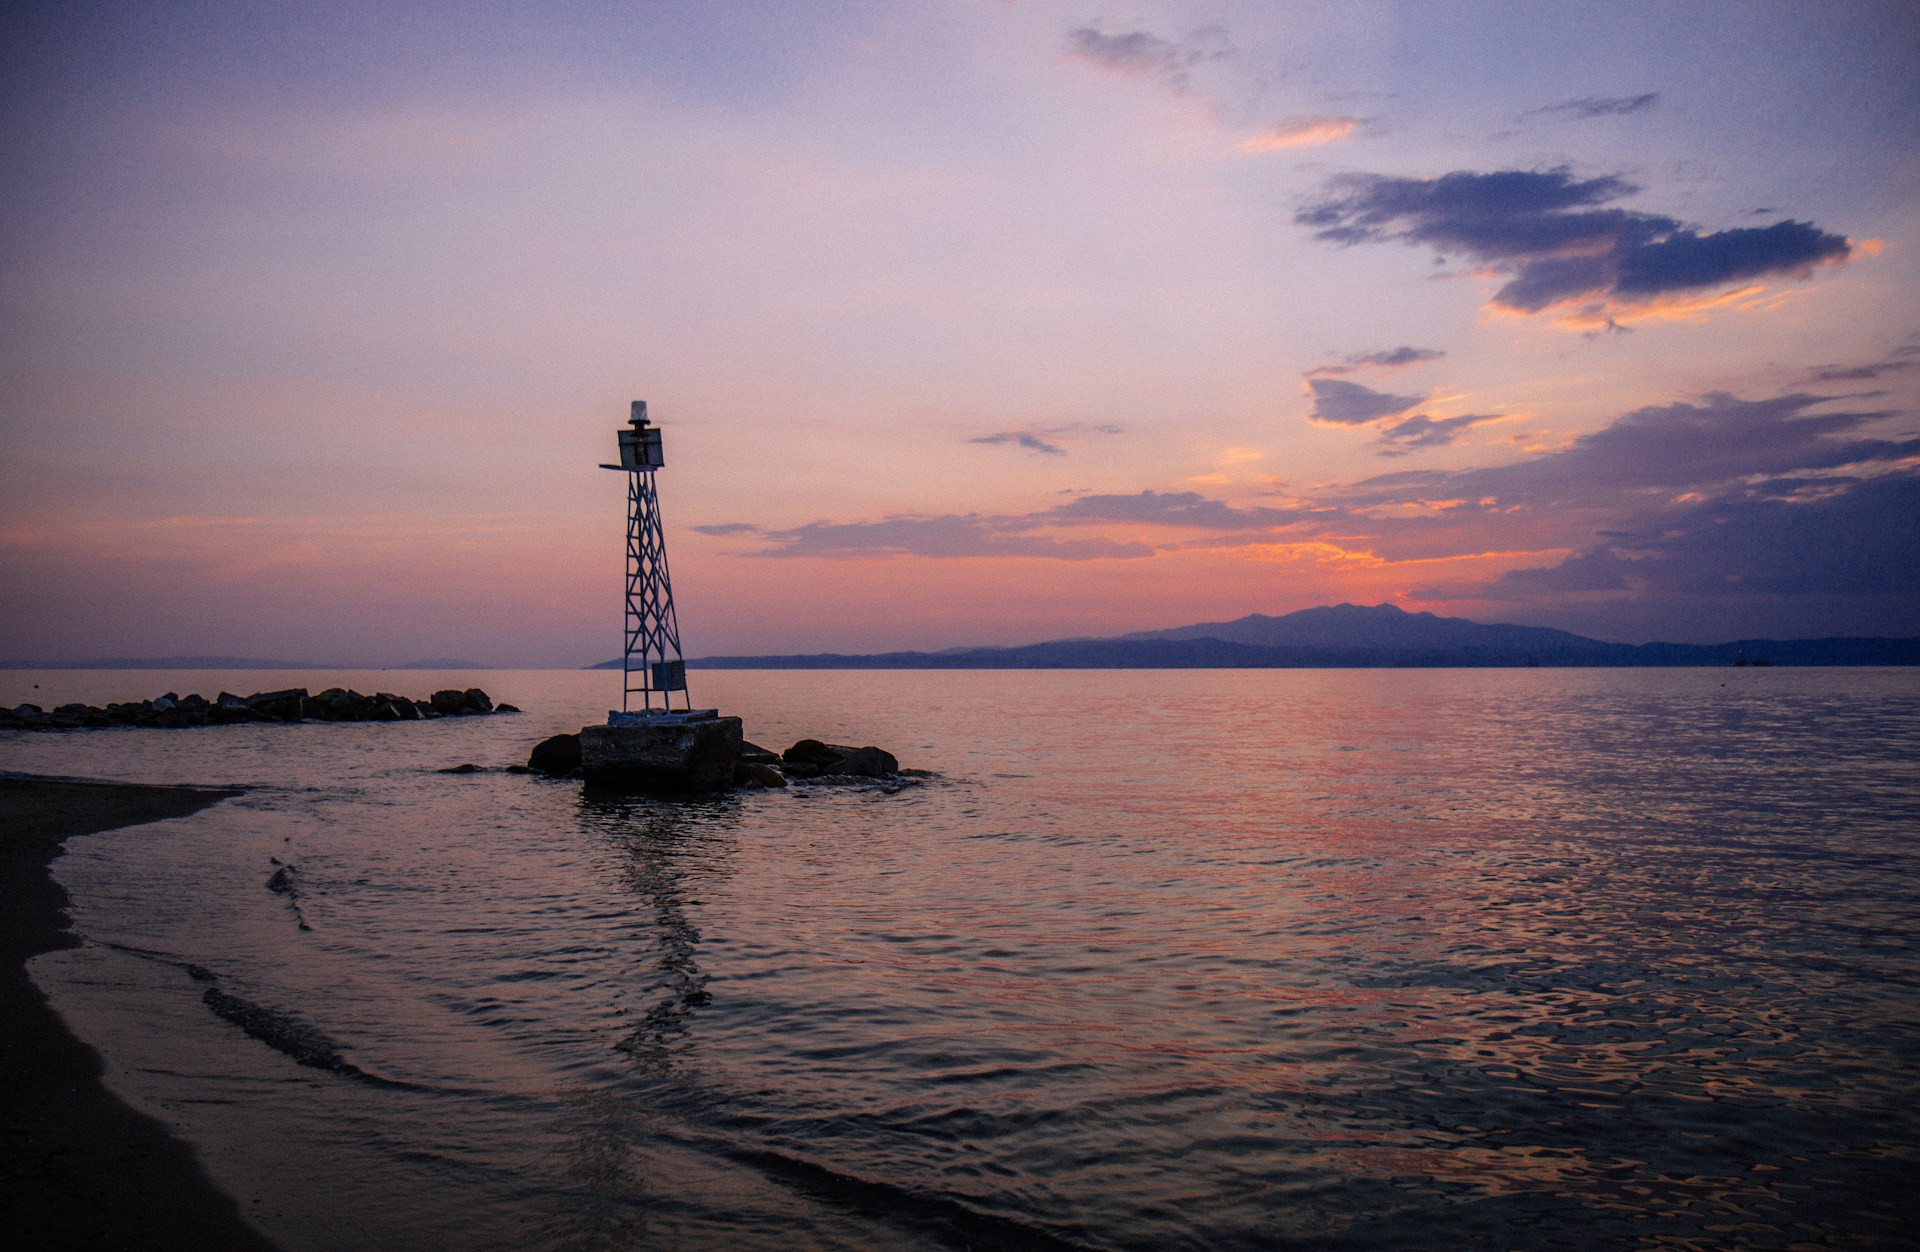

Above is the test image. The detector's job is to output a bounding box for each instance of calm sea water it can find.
[5,667,1918,1250]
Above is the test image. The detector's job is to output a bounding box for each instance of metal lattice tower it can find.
[602,401,689,714]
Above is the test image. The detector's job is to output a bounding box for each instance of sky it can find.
[2,0,1916,665]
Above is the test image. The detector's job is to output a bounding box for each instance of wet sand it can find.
[0,774,281,1252]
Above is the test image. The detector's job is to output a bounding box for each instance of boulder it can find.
[429,689,469,716]
[528,732,583,775]
[739,740,781,764]
[246,689,307,721]
[780,739,899,778]
[782,738,844,768]
[835,746,899,777]
[461,688,493,714]
[734,761,788,789]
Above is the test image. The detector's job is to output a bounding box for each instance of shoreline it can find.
[0,773,282,1252]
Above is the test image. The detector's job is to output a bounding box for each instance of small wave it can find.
[200,986,417,1090]
[723,1145,1091,1251]
[264,859,312,930]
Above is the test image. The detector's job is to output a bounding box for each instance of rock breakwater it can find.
[1,687,517,731]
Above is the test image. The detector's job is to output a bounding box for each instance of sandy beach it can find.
[1,774,281,1252]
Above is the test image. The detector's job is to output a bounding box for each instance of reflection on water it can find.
[9,666,1920,1249]
[580,794,734,1072]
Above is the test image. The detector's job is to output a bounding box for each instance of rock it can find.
[782,738,845,768]
[780,739,899,778]
[437,763,483,774]
[495,703,521,714]
[246,688,308,721]
[739,740,780,764]
[734,761,788,788]
[210,692,263,724]
[835,746,899,777]
[311,688,376,721]
[6,685,498,731]
[528,732,583,774]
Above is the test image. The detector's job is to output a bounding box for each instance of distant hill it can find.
[1,656,489,670]
[671,604,1920,669]
[0,655,329,670]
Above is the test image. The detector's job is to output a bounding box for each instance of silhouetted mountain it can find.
[1124,602,1605,654]
[680,603,1920,669]
[2,656,490,670]
[0,655,327,669]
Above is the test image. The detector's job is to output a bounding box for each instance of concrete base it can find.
[579,713,743,792]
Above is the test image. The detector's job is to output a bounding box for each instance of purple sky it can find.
[3,1,1916,664]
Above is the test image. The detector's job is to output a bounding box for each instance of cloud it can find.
[1047,490,1299,529]
[971,430,1066,455]
[968,422,1124,455]
[749,514,1154,561]
[1471,472,1920,620]
[1804,346,1920,383]
[717,384,1919,634]
[1375,412,1504,456]
[1305,378,1426,424]
[1063,26,1229,95]
[1527,93,1659,121]
[1296,167,1855,327]
[690,522,761,536]
[1238,115,1360,152]
[1339,392,1915,512]
[1307,346,1445,377]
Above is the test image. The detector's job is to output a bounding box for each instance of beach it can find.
[0,774,278,1252]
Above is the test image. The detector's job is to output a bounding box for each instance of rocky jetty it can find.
[0,687,517,731]
[527,728,916,793]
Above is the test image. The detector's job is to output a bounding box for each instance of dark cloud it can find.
[1307,346,1445,378]
[1804,346,1920,383]
[1528,93,1659,120]
[1341,392,1914,512]
[968,422,1123,455]
[749,514,1153,561]
[1297,167,1853,323]
[690,522,761,536]
[1048,490,1298,529]
[1063,26,1229,94]
[971,430,1066,455]
[1306,378,1426,425]
[1375,412,1503,456]
[1472,473,1920,626]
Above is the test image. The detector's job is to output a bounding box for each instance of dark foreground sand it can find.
[1,774,281,1252]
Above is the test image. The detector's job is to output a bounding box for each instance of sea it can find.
[3,666,1917,1251]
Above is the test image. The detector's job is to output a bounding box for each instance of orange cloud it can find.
[1237,116,1359,152]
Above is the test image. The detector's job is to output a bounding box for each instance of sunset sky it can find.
[3,1,1916,665]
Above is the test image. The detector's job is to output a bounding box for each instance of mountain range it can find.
[673,603,1920,669]
[0,656,491,670]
